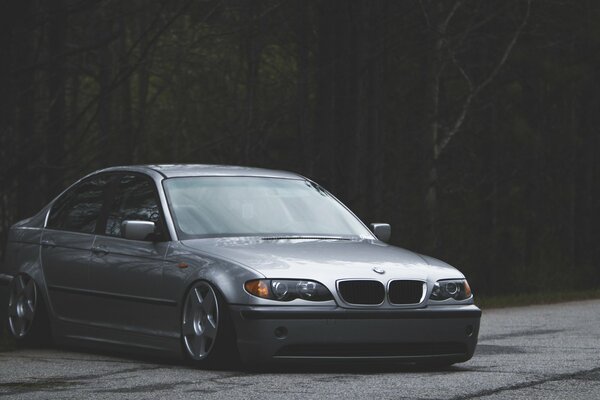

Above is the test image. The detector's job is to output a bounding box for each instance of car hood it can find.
[180,237,464,282]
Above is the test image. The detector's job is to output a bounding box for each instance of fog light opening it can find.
[274,326,288,339]
[466,325,474,337]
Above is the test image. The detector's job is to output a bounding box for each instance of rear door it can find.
[87,173,172,337]
[41,174,112,322]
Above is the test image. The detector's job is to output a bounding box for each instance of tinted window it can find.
[105,175,161,238]
[47,176,110,233]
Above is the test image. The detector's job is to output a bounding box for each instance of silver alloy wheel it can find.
[8,275,37,338]
[182,282,219,360]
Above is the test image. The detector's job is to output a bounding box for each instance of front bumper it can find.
[230,304,481,364]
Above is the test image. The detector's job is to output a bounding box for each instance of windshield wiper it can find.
[261,235,354,241]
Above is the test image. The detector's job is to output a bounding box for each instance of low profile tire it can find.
[7,274,52,347]
[181,281,238,369]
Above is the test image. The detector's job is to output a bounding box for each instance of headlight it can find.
[429,279,472,301]
[245,279,333,301]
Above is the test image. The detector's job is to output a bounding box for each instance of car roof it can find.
[96,164,304,179]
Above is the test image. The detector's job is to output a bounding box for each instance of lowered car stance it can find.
[0,165,480,367]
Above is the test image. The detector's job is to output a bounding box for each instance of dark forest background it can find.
[1,0,599,297]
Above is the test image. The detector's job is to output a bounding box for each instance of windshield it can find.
[163,177,373,239]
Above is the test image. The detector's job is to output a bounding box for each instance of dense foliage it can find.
[1,0,599,296]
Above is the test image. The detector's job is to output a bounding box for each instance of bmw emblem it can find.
[372,267,385,275]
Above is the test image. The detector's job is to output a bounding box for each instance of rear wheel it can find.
[7,274,51,346]
[181,281,238,368]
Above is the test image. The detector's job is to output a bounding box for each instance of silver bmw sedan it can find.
[0,165,480,368]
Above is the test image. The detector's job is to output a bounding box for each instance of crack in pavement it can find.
[93,371,259,395]
[0,366,164,396]
[452,366,600,399]
[473,344,525,355]
[0,354,153,365]
[58,365,165,382]
[0,349,183,367]
[95,382,186,394]
[0,378,77,397]
[478,329,564,341]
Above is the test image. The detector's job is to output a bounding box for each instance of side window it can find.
[105,175,162,238]
[47,176,110,233]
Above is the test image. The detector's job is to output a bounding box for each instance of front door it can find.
[88,174,172,338]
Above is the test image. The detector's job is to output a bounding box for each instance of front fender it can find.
[164,242,263,306]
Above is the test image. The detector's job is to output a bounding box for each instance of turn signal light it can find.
[464,280,472,298]
[245,280,270,299]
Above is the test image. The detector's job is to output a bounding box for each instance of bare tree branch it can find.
[473,0,531,96]
[451,51,473,91]
[418,0,431,28]
[436,0,531,159]
[440,1,462,34]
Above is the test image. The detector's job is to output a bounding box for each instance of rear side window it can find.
[47,176,110,233]
[104,175,161,238]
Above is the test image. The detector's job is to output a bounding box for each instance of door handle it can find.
[41,239,56,248]
[91,245,109,256]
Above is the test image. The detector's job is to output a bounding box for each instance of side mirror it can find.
[122,220,156,241]
[369,223,391,243]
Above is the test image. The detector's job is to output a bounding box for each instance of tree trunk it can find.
[97,14,113,167]
[0,0,16,256]
[243,0,262,163]
[46,0,67,198]
[118,7,133,164]
[314,1,336,188]
[15,0,38,218]
[295,0,312,176]
[569,92,577,272]
[525,77,544,277]
[426,61,442,251]
[366,1,387,222]
[331,2,356,203]
[424,2,449,252]
[134,8,150,163]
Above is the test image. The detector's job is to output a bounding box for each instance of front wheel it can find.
[7,274,51,347]
[181,281,238,368]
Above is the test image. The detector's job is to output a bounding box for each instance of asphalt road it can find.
[0,299,599,399]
